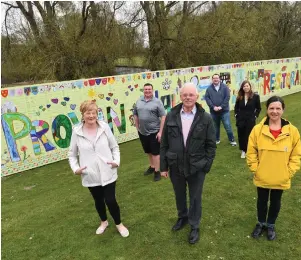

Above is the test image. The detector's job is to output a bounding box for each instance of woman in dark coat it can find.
[234,80,261,158]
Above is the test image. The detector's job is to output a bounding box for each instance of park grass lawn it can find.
[2,92,301,260]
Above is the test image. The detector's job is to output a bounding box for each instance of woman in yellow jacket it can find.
[247,96,301,241]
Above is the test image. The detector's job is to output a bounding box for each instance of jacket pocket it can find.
[166,151,178,171]
[167,123,179,138]
[192,125,206,139]
[255,150,290,186]
[190,153,207,174]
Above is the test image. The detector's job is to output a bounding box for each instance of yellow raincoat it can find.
[247,117,301,190]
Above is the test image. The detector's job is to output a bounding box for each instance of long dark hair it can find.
[236,80,254,101]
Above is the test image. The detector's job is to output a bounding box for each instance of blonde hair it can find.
[80,100,98,121]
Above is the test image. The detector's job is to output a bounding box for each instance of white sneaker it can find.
[216,140,221,144]
[230,141,237,146]
[116,224,129,238]
[96,221,108,235]
[241,151,246,159]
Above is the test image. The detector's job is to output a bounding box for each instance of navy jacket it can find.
[205,83,230,114]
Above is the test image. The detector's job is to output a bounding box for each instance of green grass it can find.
[2,92,301,260]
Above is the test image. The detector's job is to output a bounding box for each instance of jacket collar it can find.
[172,102,204,115]
[73,120,105,140]
[263,117,290,128]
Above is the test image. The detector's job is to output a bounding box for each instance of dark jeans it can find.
[257,187,283,225]
[211,111,235,142]
[88,181,121,225]
[170,172,206,229]
[237,121,255,152]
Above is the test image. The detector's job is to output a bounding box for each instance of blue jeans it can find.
[210,111,235,141]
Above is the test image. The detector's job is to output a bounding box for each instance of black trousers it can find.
[88,181,121,225]
[237,121,255,152]
[170,172,206,229]
[257,187,283,225]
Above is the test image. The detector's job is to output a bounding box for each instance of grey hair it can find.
[180,82,198,95]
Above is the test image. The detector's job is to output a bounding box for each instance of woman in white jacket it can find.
[68,100,129,237]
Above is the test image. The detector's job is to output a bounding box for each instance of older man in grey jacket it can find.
[160,82,216,244]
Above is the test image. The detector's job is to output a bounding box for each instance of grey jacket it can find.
[205,83,230,113]
[160,103,216,177]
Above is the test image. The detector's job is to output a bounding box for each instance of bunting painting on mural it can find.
[1,57,301,176]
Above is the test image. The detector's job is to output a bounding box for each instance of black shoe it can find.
[144,166,155,176]
[154,171,161,181]
[172,217,188,231]
[251,223,266,238]
[189,228,200,244]
[267,226,276,241]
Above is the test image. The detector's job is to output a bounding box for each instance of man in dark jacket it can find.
[205,74,237,146]
[160,82,216,244]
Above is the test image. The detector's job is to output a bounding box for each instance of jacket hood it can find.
[259,116,290,128]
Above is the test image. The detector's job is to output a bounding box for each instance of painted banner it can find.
[1,57,301,176]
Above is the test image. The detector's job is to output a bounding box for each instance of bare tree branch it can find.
[1,1,19,8]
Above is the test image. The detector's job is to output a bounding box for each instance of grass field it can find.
[2,92,301,260]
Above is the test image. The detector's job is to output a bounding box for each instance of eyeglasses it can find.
[181,93,197,98]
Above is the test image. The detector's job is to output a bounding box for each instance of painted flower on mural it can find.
[88,89,96,98]
[162,78,172,90]
[1,101,17,114]
[20,146,30,161]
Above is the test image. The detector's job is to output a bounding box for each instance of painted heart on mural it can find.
[31,87,38,95]
[47,104,51,108]
[88,79,95,86]
[109,77,115,84]
[95,78,102,85]
[51,98,59,104]
[39,105,43,109]
[102,78,108,85]
[36,111,40,116]
[84,81,88,87]
[70,104,76,110]
[113,99,118,105]
[64,97,70,101]
[42,108,46,111]
[142,73,146,79]
[106,97,111,101]
[1,90,8,97]
[61,101,67,106]
[125,91,129,96]
[9,89,15,97]
[24,87,31,96]
[98,94,104,99]
[16,89,23,96]
[108,93,113,97]
[127,75,131,81]
[134,84,138,88]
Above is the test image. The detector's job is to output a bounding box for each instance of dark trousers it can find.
[237,121,255,152]
[170,172,206,229]
[257,187,283,225]
[88,181,121,225]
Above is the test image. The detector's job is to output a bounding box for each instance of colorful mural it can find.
[1,57,301,176]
